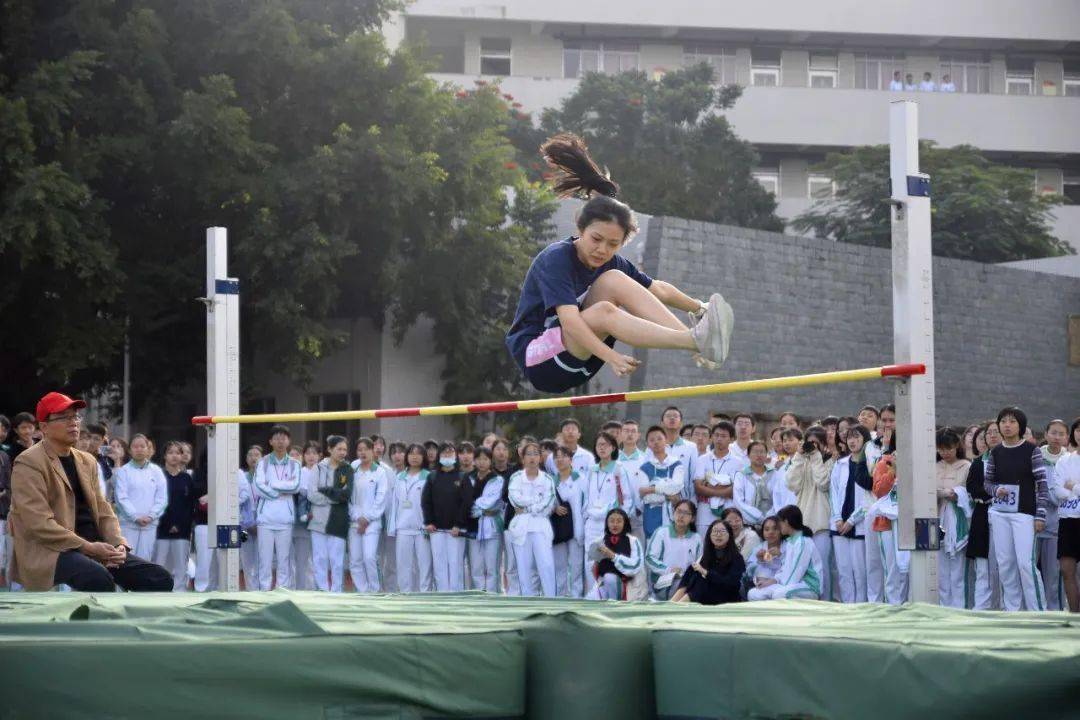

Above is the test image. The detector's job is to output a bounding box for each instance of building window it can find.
[1065,61,1080,97]
[564,40,639,78]
[939,55,990,94]
[808,53,838,88]
[479,38,511,75]
[751,49,781,87]
[683,44,737,84]
[306,391,362,446]
[1064,175,1080,203]
[753,169,779,196]
[808,174,835,199]
[1006,59,1035,95]
[854,54,904,90]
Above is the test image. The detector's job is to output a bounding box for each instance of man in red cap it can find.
[7,392,172,591]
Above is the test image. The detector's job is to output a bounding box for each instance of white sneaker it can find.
[691,293,733,366]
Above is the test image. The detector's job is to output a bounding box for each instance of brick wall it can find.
[629,216,1080,429]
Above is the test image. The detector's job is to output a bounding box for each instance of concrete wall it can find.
[629,216,1080,428]
[406,0,1080,44]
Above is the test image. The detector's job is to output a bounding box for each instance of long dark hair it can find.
[701,520,741,569]
[540,133,637,238]
[777,504,813,537]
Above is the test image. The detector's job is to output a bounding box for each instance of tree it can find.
[508,64,783,231]
[791,142,1071,262]
[0,0,552,419]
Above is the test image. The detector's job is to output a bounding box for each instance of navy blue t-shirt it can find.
[505,238,652,369]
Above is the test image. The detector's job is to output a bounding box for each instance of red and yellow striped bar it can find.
[191,363,924,426]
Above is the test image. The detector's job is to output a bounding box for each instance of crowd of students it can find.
[1,404,1077,610]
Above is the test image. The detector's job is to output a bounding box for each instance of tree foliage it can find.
[0,0,551,415]
[791,143,1070,262]
[508,64,783,231]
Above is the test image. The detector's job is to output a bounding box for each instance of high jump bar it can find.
[192,363,925,426]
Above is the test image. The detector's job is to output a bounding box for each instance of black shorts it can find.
[1058,517,1080,560]
[522,323,616,394]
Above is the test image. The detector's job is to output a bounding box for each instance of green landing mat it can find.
[0,592,1076,720]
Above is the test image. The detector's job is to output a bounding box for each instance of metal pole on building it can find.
[205,227,242,591]
[889,101,939,604]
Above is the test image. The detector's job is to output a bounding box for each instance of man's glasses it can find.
[46,413,84,424]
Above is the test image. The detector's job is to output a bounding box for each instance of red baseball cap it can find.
[36,392,87,423]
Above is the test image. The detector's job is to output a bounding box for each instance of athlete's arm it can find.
[649,280,706,314]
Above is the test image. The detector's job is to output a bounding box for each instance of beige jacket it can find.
[9,442,126,590]
[785,451,834,533]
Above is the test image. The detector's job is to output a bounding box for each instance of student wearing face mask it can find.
[422,442,471,591]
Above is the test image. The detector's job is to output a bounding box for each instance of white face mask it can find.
[439,457,456,468]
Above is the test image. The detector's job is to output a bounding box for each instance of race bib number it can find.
[992,484,1019,513]
[1060,496,1080,513]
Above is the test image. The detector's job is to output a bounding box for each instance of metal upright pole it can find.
[889,101,939,604]
[206,227,242,591]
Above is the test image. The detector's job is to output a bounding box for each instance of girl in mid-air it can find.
[506,133,733,393]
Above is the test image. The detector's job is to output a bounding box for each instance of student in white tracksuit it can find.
[769,430,801,517]
[618,424,646,543]
[748,515,785,592]
[1054,449,1080,613]
[984,407,1051,612]
[237,446,263,590]
[466,447,504,593]
[645,499,702,599]
[307,438,352,592]
[113,435,168,560]
[349,439,389,593]
[829,428,873,604]
[493,440,522,595]
[587,508,645,600]
[254,427,303,590]
[389,444,433,592]
[748,505,823,601]
[292,443,322,591]
[507,442,557,597]
[551,446,585,597]
[935,428,972,608]
[583,433,635,553]
[692,423,743,533]
[733,442,776,529]
[1038,420,1069,610]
